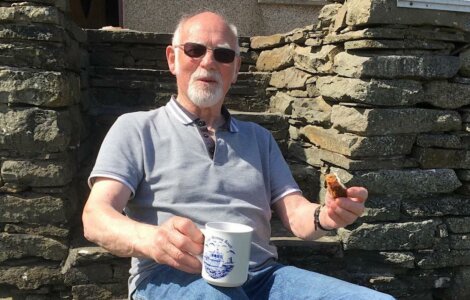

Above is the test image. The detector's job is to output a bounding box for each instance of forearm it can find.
[82,201,154,258]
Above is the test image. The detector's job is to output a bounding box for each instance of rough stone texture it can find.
[461,48,470,77]
[0,233,68,262]
[413,147,470,169]
[339,220,437,250]
[423,81,470,109]
[0,107,73,155]
[317,75,423,106]
[0,68,80,107]
[402,196,470,217]
[250,34,285,50]
[416,133,463,149]
[269,67,312,89]
[344,39,453,51]
[301,125,415,157]
[0,5,63,25]
[446,217,470,233]
[293,45,340,75]
[1,158,75,188]
[332,167,461,195]
[256,44,295,71]
[334,52,460,80]
[0,265,63,290]
[331,106,461,135]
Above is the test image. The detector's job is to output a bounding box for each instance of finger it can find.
[160,240,202,273]
[335,198,365,216]
[346,187,368,203]
[171,219,204,255]
[325,205,358,227]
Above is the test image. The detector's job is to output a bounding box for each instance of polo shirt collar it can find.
[167,96,239,133]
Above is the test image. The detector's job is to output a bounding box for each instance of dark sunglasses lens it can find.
[183,43,206,58]
[214,48,235,63]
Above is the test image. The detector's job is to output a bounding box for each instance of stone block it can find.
[339,220,437,250]
[287,142,323,168]
[438,267,470,300]
[1,157,75,188]
[0,193,69,223]
[0,23,65,42]
[446,217,470,233]
[360,194,401,222]
[345,0,470,32]
[416,133,463,149]
[0,5,63,25]
[269,67,312,89]
[291,96,332,125]
[344,39,453,51]
[423,81,470,109]
[418,249,470,269]
[402,195,470,217]
[0,107,73,155]
[324,27,466,45]
[331,106,461,135]
[256,44,295,71]
[317,3,343,30]
[0,233,68,263]
[317,75,423,106]
[461,48,470,77]
[0,68,80,107]
[293,45,340,75]
[333,52,460,79]
[413,147,470,169]
[0,265,63,290]
[301,125,415,157]
[332,167,461,195]
[250,34,285,50]
[270,92,295,114]
[450,235,470,250]
[289,163,321,203]
[4,223,69,238]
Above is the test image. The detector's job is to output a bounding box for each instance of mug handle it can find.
[196,228,206,263]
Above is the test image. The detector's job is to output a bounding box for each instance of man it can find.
[82,11,395,300]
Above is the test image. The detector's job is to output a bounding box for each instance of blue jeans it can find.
[133,263,395,300]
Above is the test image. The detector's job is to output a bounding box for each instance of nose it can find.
[199,49,217,69]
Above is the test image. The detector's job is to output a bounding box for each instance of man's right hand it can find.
[143,216,205,274]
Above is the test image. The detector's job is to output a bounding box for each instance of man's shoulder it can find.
[115,106,167,126]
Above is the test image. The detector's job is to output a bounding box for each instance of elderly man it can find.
[82,11,395,300]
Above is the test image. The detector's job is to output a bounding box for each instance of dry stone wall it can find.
[252,0,470,299]
[1,0,470,299]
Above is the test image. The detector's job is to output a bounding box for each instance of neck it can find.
[175,95,224,130]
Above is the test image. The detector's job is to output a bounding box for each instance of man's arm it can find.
[272,187,368,240]
[82,177,204,273]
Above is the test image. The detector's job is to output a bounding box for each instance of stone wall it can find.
[1,0,470,299]
[254,0,470,299]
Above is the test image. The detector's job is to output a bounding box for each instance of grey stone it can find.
[270,92,295,114]
[446,217,470,233]
[291,96,332,125]
[0,68,80,107]
[360,194,401,222]
[439,267,470,300]
[0,107,72,154]
[0,265,63,290]
[345,0,470,32]
[0,233,68,263]
[269,67,312,89]
[378,251,415,269]
[331,106,461,135]
[293,45,340,74]
[0,193,69,223]
[317,76,423,106]
[332,167,461,195]
[413,147,470,169]
[416,133,463,149]
[456,170,470,181]
[450,235,470,250]
[317,3,343,30]
[0,6,63,25]
[289,163,321,201]
[461,48,470,77]
[0,23,65,42]
[423,81,470,109]
[418,250,470,269]
[71,283,127,300]
[402,195,470,217]
[1,158,75,187]
[344,39,453,51]
[324,27,466,45]
[340,220,437,250]
[301,126,415,157]
[4,224,69,238]
[256,44,295,72]
[250,34,285,50]
[317,148,417,170]
[334,52,460,79]
[287,142,323,168]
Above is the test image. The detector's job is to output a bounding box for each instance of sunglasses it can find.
[174,42,237,63]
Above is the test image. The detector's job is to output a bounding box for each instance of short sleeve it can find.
[88,114,145,196]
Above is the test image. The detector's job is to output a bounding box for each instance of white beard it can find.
[187,69,224,108]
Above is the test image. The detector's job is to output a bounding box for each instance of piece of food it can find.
[325,173,347,198]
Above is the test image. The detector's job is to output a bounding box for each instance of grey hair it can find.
[171,10,240,54]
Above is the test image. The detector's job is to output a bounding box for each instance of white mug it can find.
[200,222,253,287]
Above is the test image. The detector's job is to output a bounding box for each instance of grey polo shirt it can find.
[89,97,301,296]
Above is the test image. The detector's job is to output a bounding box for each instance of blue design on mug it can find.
[203,236,235,279]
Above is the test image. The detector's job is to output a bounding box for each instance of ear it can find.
[166,45,177,75]
[232,56,241,83]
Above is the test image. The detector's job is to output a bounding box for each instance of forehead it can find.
[180,15,236,47]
